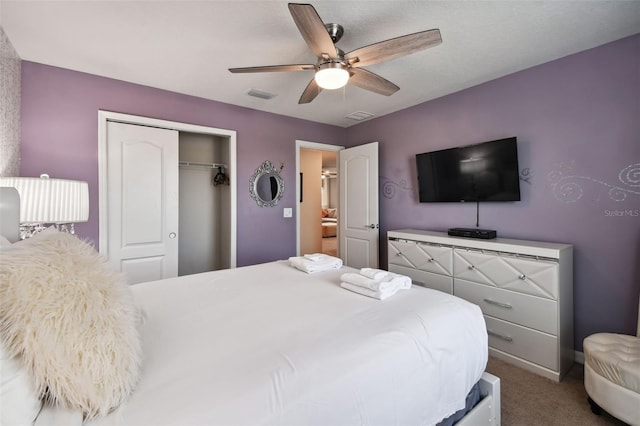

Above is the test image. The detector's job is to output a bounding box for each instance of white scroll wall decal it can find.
[548,162,640,203]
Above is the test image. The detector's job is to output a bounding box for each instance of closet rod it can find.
[179,161,228,169]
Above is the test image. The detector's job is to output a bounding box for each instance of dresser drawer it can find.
[453,249,559,300]
[389,264,453,294]
[485,316,558,371]
[455,279,558,335]
[388,239,452,276]
[387,230,573,381]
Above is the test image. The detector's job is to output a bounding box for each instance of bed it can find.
[0,211,499,425]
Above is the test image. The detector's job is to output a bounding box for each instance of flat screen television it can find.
[416,137,521,202]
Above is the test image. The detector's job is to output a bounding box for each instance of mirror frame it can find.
[249,160,285,207]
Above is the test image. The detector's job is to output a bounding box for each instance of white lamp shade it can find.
[0,176,89,224]
[314,65,350,90]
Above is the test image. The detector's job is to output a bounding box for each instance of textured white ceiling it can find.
[2,0,639,127]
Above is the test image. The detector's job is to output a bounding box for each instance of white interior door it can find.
[339,142,379,269]
[106,121,179,284]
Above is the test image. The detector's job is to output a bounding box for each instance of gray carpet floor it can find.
[485,357,627,425]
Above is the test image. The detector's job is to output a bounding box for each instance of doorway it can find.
[296,140,380,268]
[320,153,338,257]
[98,111,237,284]
[178,132,232,276]
[296,141,343,257]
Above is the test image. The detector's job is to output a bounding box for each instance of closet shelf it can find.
[179,161,228,169]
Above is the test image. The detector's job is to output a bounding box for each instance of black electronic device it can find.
[416,137,521,203]
[448,228,497,239]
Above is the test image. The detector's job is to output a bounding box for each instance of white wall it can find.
[321,175,338,208]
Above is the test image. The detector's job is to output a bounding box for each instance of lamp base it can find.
[20,223,76,239]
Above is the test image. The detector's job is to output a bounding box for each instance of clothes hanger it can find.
[213,166,229,186]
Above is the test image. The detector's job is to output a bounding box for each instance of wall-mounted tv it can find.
[416,137,521,202]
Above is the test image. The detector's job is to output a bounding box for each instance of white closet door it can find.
[106,121,179,284]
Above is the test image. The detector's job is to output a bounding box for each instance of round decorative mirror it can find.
[249,160,284,207]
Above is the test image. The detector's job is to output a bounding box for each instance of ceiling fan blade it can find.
[348,68,399,96]
[298,78,323,104]
[345,29,441,68]
[288,3,337,60]
[229,64,315,73]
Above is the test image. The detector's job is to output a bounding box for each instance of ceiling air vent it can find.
[345,111,375,121]
[247,89,276,100]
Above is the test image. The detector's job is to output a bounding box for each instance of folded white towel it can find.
[339,272,394,292]
[340,272,412,292]
[304,253,327,261]
[359,268,390,280]
[386,273,412,290]
[288,256,343,273]
[340,282,397,300]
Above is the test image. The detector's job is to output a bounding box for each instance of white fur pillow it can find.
[0,229,142,419]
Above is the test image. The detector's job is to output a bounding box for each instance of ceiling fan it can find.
[229,3,442,104]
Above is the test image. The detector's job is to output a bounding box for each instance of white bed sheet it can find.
[87,261,488,426]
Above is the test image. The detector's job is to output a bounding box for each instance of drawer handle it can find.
[428,258,434,262]
[518,274,526,280]
[468,265,475,270]
[483,298,513,309]
[488,330,513,342]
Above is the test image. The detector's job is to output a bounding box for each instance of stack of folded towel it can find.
[340,268,412,300]
[288,253,343,273]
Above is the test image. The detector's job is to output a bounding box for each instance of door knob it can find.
[366,224,379,229]
[169,232,176,239]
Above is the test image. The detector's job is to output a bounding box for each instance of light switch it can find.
[283,208,292,218]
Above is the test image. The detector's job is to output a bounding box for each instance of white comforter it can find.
[79,261,487,426]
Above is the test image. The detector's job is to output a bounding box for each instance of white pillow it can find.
[0,342,42,426]
[0,235,12,248]
[0,229,142,419]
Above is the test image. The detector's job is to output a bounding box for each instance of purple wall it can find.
[20,62,345,266]
[20,34,639,351]
[347,34,640,349]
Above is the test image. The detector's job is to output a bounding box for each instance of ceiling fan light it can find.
[315,64,349,90]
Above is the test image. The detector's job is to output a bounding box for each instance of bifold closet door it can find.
[106,121,179,284]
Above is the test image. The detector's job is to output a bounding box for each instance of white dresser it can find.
[387,229,574,381]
